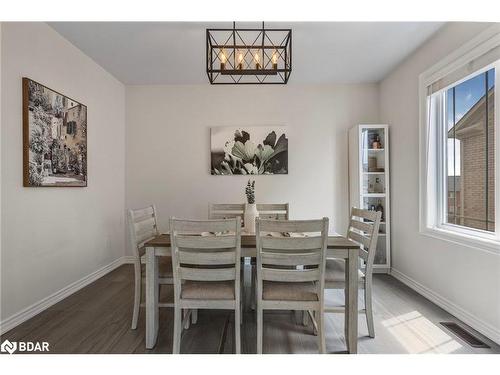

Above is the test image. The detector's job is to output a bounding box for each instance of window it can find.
[67,121,76,135]
[419,25,500,252]
[445,69,495,232]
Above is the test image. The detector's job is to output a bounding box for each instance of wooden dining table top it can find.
[144,233,360,249]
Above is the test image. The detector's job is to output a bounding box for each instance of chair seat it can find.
[140,255,173,278]
[324,259,364,283]
[263,281,319,301]
[181,280,235,300]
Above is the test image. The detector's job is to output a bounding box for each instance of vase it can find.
[244,203,259,233]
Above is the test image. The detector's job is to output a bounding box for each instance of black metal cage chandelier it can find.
[206,22,292,84]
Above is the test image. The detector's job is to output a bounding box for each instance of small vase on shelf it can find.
[244,180,259,233]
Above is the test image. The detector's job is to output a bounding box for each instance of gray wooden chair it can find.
[208,203,290,309]
[170,217,242,354]
[255,217,329,354]
[208,203,289,225]
[324,208,382,338]
[127,205,174,330]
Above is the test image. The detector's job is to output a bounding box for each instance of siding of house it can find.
[456,89,495,231]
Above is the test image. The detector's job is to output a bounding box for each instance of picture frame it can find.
[23,78,88,187]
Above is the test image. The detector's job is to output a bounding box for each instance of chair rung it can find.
[324,306,367,313]
[140,302,174,308]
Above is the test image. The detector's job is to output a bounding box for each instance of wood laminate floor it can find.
[2,264,499,354]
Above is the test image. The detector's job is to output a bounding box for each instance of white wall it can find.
[0,23,126,328]
[380,22,500,343]
[126,84,379,252]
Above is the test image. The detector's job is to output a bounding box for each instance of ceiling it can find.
[49,22,444,85]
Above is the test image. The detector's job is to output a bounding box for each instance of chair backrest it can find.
[256,203,289,220]
[127,205,160,260]
[208,203,245,221]
[255,218,329,289]
[170,218,241,298]
[347,208,382,274]
[208,203,289,225]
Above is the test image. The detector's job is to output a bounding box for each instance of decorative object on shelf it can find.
[367,156,385,172]
[206,22,292,84]
[376,199,385,221]
[210,126,288,175]
[374,177,383,193]
[371,134,382,149]
[244,180,259,233]
[368,156,377,172]
[23,78,87,187]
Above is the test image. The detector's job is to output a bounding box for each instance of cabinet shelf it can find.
[349,124,391,272]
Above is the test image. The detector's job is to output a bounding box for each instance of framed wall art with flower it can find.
[210,126,288,175]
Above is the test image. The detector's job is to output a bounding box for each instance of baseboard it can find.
[390,268,500,345]
[372,267,390,274]
[0,256,129,335]
[122,255,136,264]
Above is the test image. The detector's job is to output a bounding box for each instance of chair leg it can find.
[240,300,244,325]
[173,306,182,354]
[311,310,318,336]
[302,310,309,326]
[344,286,349,343]
[317,308,326,354]
[240,265,246,312]
[183,309,191,329]
[131,262,141,330]
[365,282,375,338]
[250,265,256,311]
[191,309,198,325]
[257,305,263,354]
[235,307,241,354]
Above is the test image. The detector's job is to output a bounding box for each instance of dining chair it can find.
[255,217,329,354]
[127,205,174,330]
[208,203,290,309]
[208,203,289,225]
[170,217,242,354]
[324,207,381,338]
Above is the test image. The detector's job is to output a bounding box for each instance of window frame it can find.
[419,25,500,254]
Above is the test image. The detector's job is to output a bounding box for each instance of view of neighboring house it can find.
[448,87,495,231]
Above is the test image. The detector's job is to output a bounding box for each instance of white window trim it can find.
[419,24,500,255]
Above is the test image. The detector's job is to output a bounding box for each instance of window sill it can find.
[420,226,500,255]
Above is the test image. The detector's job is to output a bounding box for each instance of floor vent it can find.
[440,322,490,348]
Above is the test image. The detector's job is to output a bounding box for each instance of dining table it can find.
[143,232,361,353]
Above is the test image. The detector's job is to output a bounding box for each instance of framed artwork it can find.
[23,78,87,187]
[211,126,288,175]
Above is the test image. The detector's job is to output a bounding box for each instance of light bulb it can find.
[254,52,261,69]
[237,51,244,70]
[272,51,278,70]
[220,50,226,70]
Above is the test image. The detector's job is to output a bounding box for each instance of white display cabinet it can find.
[348,124,391,273]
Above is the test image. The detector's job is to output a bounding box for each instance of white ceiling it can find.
[49,22,444,85]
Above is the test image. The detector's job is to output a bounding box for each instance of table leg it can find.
[346,250,358,353]
[344,261,350,347]
[145,246,159,349]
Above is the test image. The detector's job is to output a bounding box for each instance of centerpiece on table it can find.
[244,179,259,233]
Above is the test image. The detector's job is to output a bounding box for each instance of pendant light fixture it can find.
[206,22,292,84]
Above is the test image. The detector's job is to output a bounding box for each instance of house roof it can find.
[448,87,494,139]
